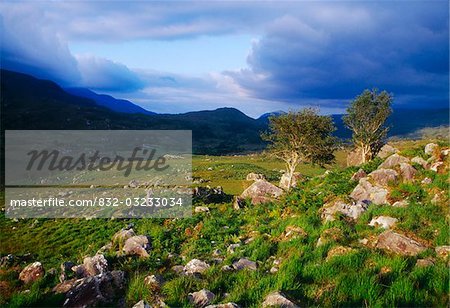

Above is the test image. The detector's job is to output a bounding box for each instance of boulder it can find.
[378,154,409,169]
[347,148,364,167]
[19,262,45,284]
[435,246,450,259]
[83,254,108,276]
[232,258,257,271]
[399,163,416,181]
[240,180,284,205]
[424,143,439,155]
[123,235,151,258]
[369,169,398,186]
[411,156,428,169]
[188,289,215,308]
[184,259,210,276]
[369,216,398,229]
[279,172,303,190]
[262,292,299,308]
[376,231,426,256]
[350,178,390,205]
[321,200,369,222]
[326,246,354,260]
[246,173,266,181]
[351,169,367,181]
[377,144,398,159]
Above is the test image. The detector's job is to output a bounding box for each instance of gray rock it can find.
[262,291,299,308]
[184,259,210,276]
[411,156,428,168]
[19,262,45,284]
[369,169,398,186]
[321,200,369,222]
[123,235,151,258]
[369,216,398,229]
[188,289,215,307]
[240,180,284,205]
[232,258,257,271]
[424,143,439,155]
[399,163,416,181]
[430,161,445,173]
[206,303,240,308]
[246,173,266,181]
[279,172,303,190]
[376,231,426,256]
[350,178,390,205]
[378,154,409,169]
[351,169,367,181]
[144,274,164,290]
[347,148,364,167]
[112,228,136,245]
[83,254,108,276]
[392,200,408,208]
[377,144,398,159]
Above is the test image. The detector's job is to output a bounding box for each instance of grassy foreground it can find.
[0,139,449,307]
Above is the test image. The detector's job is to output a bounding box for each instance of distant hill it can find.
[65,87,155,115]
[2,69,448,154]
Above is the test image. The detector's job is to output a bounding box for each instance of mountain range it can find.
[1,69,448,154]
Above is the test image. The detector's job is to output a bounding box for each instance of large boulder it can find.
[279,172,303,190]
[246,173,266,181]
[376,231,426,256]
[83,254,108,276]
[123,235,151,258]
[368,169,398,186]
[399,163,417,181]
[19,262,45,284]
[321,200,369,222]
[240,180,284,205]
[377,144,398,159]
[262,292,299,308]
[188,289,215,308]
[184,259,210,276]
[378,154,409,169]
[369,216,398,229]
[350,178,390,205]
[424,143,439,156]
[347,148,364,167]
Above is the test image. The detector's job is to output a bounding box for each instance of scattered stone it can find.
[347,148,364,167]
[279,172,303,190]
[195,206,210,213]
[83,254,108,276]
[246,173,266,181]
[282,226,307,240]
[53,279,78,294]
[171,265,185,275]
[188,289,215,307]
[430,161,445,173]
[378,154,409,169]
[321,200,369,222]
[19,262,45,284]
[326,246,354,260]
[123,235,151,258]
[351,169,367,181]
[416,258,435,268]
[392,200,408,208]
[262,291,299,308]
[240,180,284,205]
[421,177,432,184]
[232,258,257,271]
[377,144,398,159]
[205,303,240,308]
[112,228,136,245]
[144,274,164,290]
[350,178,390,205]
[369,216,398,229]
[441,148,450,157]
[411,156,428,169]
[132,300,151,308]
[270,267,279,274]
[221,265,233,272]
[399,163,417,181]
[369,169,399,186]
[435,246,450,259]
[424,143,439,155]
[376,231,426,256]
[227,244,241,254]
[184,259,210,276]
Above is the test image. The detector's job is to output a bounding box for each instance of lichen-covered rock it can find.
[123,235,151,258]
[377,144,398,159]
[369,169,399,186]
[350,178,390,205]
[369,216,398,229]
[399,163,417,181]
[184,259,210,276]
[321,200,369,222]
[112,228,136,245]
[378,154,409,169]
[411,156,428,169]
[19,262,45,284]
[351,169,367,181]
[240,180,284,205]
[188,289,215,307]
[262,291,299,308]
[83,254,108,276]
[376,231,426,256]
[424,143,439,155]
[232,258,257,271]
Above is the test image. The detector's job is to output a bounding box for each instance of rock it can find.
[424,143,439,155]
[279,172,303,190]
[193,186,229,204]
[411,156,428,168]
[378,154,409,169]
[19,262,45,284]
[359,238,369,245]
[347,148,364,167]
[240,180,284,205]
[184,259,210,276]
[435,246,450,259]
[441,148,450,157]
[326,246,354,260]
[123,235,151,258]
[171,265,185,275]
[221,265,233,272]
[416,258,435,268]
[144,274,164,290]
[321,200,369,222]
[0,254,19,268]
[368,169,398,186]
[350,178,390,205]
[246,173,266,181]
[112,228,136,245]
[205,303,240,308]
[270,267,279,274]
[132,300,151,308]
[351,169,367,181]
[421,177,432,184]
[392,200,408,208]
[188,289,215,308]
[83,254,108,276]
[377,144,398,159]
[376,231,426,256]
[227,243,241,254]
[63,270,126,307]
[232,258,257,271]
[369,216,398,229]
[53,279,78,294]
[71,265,88,278]
[59,261,76,282]
[262,291,299,308]
[282,226,307,240]
[399,163,416,181]
[195,206,210,213]
[212,249,222,257]
[430,161,445,173]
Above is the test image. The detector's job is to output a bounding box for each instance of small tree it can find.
[343,89,392,163]
[262,108,338,190]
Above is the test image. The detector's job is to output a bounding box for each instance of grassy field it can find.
[0,139,448,307]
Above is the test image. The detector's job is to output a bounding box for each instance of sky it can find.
[0,1,448,117]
